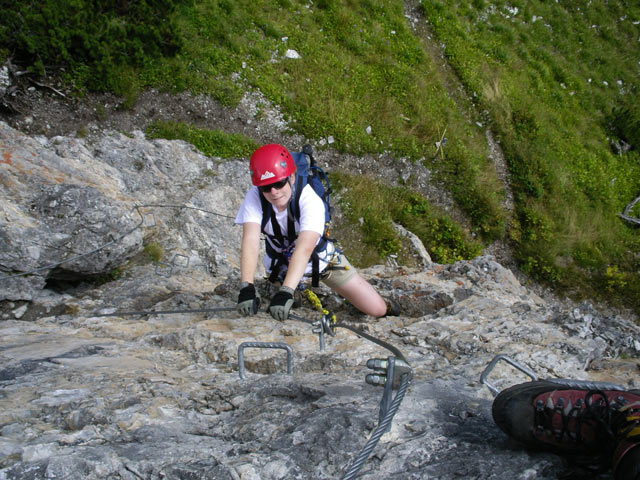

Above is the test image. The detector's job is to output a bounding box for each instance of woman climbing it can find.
[234,143,399,321]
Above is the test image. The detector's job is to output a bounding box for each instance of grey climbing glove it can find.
[268,286,295,321]
[237,282,261,316]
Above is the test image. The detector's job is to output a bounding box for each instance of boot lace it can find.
[612,399,640,442]
[534,390,637,469]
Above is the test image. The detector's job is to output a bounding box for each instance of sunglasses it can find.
[258,178,289,193]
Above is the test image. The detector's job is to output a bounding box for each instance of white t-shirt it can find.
[235,184,332,275]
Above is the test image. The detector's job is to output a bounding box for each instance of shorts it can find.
[320,251,357,289]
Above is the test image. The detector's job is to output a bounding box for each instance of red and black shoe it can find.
[492,380,640,479]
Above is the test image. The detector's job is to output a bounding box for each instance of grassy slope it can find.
[138,0,504,262]
[419,0,640,308]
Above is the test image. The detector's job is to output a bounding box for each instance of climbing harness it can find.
[258,144,334,287]
[480,353,625,397]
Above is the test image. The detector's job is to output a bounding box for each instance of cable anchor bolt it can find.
[365,356,413,390]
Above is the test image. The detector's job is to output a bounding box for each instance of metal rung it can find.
[155,261,174,278]
[171,254,189,268]
[481,355,626,397]
[237,342,294,380]
[480,354,538,396]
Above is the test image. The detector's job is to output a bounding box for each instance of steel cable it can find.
[92,306,236,317]
[341,372,412,480]
[79,304,412,480]
[4,197,414,479]
[0,215,143,282]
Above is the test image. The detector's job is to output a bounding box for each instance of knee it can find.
[366,296,388,317]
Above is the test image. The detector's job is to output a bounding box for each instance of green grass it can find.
[136,0,506,241]
[420,0,640,310]
[331,172,482,266]
[0,0,185,95]
[142,242,164,263]
[145,121,259,158]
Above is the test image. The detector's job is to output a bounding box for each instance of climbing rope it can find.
[296,289,408,362]
[303,288,337,324]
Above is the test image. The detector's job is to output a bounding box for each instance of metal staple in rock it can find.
[3,200,415,479]
[237,341,294,379]
[96,305,413,479]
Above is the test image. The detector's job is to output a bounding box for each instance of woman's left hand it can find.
[268,286,295,321]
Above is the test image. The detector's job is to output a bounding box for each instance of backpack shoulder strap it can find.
[259,192,272,234]
[288,172,305,224]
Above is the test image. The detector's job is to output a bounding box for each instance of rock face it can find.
[0,122,247,301]
[1,122,639,479]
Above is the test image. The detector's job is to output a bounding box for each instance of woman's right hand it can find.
[237,282,261,316]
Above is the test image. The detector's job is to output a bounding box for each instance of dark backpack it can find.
[259,144,332,287]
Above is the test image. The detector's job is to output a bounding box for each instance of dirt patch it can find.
[1,77,286,146]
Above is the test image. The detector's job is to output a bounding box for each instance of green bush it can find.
[0,0,185,93]
[143,242,164,263]
[393,192,482,263]
[332,173,482,265]
[611,96,640,150]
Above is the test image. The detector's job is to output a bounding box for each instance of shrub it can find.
[611,96,640,150]
[332,172,482,265]
[0,0,185,92]
[143,242,164,263]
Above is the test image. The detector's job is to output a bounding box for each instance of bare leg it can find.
[332,273,387,317]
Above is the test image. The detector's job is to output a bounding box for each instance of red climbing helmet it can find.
[249,144,296,187]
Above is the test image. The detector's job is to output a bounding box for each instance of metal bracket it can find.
[237,341,294,380]
[154,253,190,278]
[171,254,189,268]
[364,356,413,434]
[481,354,626,397]
[312,313,336,351]
[366,356,413,391]
[155,261,174,278]
[480,354,538,396]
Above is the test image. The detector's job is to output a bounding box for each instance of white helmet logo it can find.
[260,170,276,181]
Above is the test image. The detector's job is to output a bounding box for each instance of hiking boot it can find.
[492,380,640,476]
[614,440,640,480]
[383,297,401,317]
[612,399,640,480]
